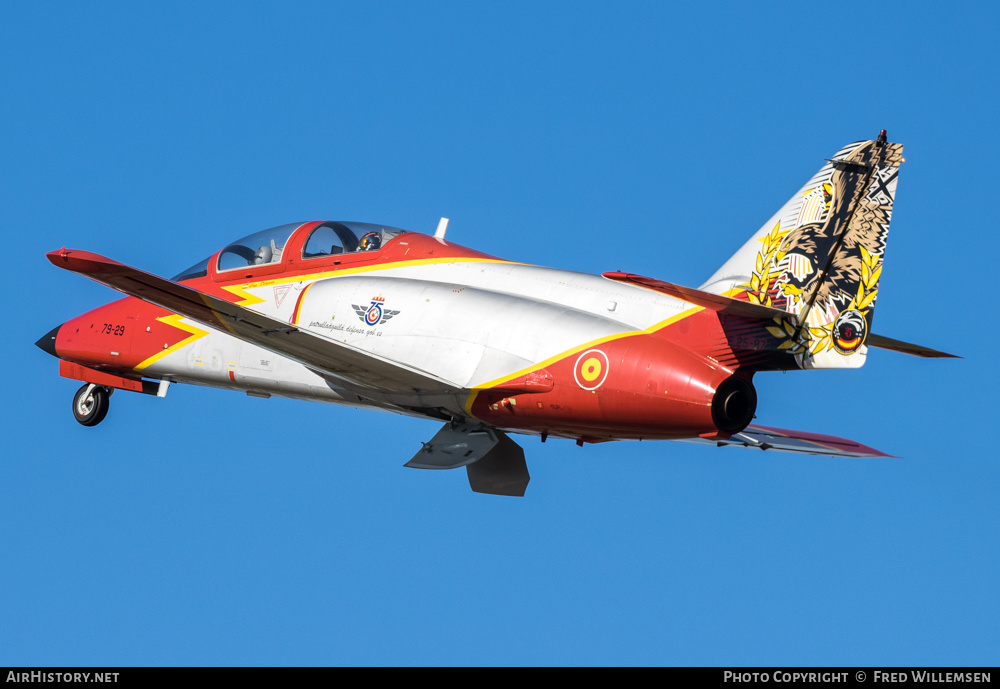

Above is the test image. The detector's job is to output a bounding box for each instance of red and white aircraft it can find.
[37,132,954,495]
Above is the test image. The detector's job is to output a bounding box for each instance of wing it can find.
[46,248,461,395]
[680,424,894,458]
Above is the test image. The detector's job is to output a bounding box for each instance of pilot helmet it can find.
[359,232,382,252]
[253,244,273,265]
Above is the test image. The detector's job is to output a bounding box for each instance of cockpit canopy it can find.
[300,221,404,260]
[172,221,409,281]
[216,223,301,273]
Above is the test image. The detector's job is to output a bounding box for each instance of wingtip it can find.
[45,248,123,275]
[46,247,71,266]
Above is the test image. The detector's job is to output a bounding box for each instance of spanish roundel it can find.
[574,349,609,390]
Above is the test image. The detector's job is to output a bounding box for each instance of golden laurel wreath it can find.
[744,222,787,308]
[742,222,810,356]
[746,224,882,357]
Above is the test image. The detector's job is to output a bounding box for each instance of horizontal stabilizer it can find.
[46,248,459,395]
[602,272,793,322]
[681,424,893,458]
[867,333,959,359]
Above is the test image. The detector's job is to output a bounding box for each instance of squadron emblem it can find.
[831,309,867,354]
[352,296,400,326]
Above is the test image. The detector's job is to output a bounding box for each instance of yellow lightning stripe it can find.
[220,284,267,306]
[196,283,271,338]
[133,285,261,372]
[133,314,210,371]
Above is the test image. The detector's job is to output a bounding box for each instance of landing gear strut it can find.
[72,383,111,427]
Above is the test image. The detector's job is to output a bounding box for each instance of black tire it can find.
[72,384,110,427]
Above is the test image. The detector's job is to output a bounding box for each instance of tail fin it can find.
[701,132,904,369]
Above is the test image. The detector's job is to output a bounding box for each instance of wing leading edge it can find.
[46,248,460,395]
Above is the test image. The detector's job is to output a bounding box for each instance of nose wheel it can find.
[72,383,111,426]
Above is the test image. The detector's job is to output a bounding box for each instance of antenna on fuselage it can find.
[434,217,449,240]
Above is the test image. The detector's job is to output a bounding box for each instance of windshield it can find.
[171,256,210,282]
[217,223,302,272]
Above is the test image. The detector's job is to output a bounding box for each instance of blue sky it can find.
[2,1,997,665]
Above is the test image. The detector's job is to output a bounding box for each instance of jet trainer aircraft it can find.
[37,132,955,496]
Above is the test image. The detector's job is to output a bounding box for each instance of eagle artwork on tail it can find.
[778,148,897,321]
[735,135,904,366]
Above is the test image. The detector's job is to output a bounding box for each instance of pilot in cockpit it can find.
[359,232,382,252]
[254,240,283,265]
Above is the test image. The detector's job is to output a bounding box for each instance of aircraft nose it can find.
[35,324,62,358]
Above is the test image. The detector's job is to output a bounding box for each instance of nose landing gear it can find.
[72,383,111,427]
